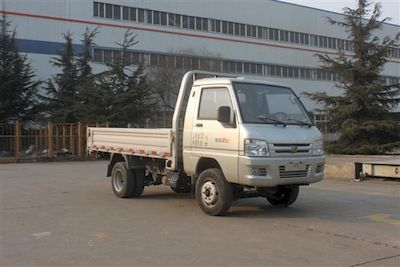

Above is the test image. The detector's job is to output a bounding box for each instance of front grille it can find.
[315,164,324,173]
[279,165,310,178]
[273,143,310,154]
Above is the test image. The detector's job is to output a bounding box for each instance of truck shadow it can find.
[139,186,396,223]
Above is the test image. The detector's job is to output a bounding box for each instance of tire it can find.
[171,177,191,193]
[195,168,233,216]
[265,185,299,207]
[111,162,135,198]
[132,169,145,197]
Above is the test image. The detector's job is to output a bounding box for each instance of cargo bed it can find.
[87,127,172,159]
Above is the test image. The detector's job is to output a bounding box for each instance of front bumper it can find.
[238,155,325,187]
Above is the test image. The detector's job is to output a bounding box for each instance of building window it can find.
[202,18,208,31]
[234,23,240,35]
[113,5,121,20]
[280,30,289,42]
[188,16,195,29]
[240,24,246,37]
[246,25,252,37]
[103,49,112,64]
[105,4,112,18]
[257,26,263,39]
[168,13,177,26]
[122,6,129,20]
[256,64,263,75]
[211,19,221,32]
[146,10,153,24]
[160,12,167,25]
[182,15,189,28]
[153,11,160,24]
[129,8,136,21]
[93,48,103,62]
[244,63,250,74]
[176,14,181,27]
[252,25,257,38]
[269,28,279,40]
[194,17,201,30]
[138,9,144,22]
[228,22,234,35]
[222,21,228,34]
[94,2,99,17]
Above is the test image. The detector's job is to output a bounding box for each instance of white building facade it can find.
[1,0,399,113]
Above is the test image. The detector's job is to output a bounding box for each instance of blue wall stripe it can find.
[15,38,84,55]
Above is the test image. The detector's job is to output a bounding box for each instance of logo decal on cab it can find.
[215,137,229,144]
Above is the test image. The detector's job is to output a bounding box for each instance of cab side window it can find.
[198,87,233,120]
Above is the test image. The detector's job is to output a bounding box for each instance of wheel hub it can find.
[201,181,218,205]
[113,171,124,192]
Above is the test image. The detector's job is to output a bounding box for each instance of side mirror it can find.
[217,106,231,124]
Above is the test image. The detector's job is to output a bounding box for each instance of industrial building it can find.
[1,0,399,117]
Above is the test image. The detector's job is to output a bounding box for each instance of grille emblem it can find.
[290,145,298,153]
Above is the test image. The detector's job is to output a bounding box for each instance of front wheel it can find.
[195,168,233,216]
[265,185,299,207]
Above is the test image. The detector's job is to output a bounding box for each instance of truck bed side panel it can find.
[87,127,172,159]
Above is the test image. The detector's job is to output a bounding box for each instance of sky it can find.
[280,0,400,25]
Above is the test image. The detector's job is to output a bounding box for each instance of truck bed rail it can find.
[87,127,172,159]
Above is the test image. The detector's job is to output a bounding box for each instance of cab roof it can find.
[192,77,289,88]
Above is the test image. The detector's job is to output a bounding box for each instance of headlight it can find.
[245,139,270,157]
[311,139,324,156]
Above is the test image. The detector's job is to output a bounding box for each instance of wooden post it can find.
[70,125,74,155]
[15,121,21,161]
[85,124,88,157]
[77,122,82,158]
[48,122,53,158]
[62,125,66,150]
[55,125,59,152]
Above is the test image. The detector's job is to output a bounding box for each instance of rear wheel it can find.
[195,168,233,216]
[265,185,299,207]
[111,162,144,198]
[132,169,145,197]
[111,162,134,198]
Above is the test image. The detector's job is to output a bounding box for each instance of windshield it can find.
[233,82,312,125]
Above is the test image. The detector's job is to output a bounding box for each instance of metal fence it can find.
[0,122,107,162]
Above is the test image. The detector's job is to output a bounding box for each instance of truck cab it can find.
[182,78,325,187]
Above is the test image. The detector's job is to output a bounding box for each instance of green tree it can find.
[305,0,400,154]
[98,30,157,127]
[41,28,101,123]
[41,32,79,122]
[74,27,103,122]
[0,14,40,122]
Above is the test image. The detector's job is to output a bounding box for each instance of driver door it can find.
[191,86,239,182]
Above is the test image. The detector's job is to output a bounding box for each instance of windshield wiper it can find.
[287,118,312,128]
[258,115,286,127]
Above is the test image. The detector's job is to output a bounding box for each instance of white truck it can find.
[87,71,325,216]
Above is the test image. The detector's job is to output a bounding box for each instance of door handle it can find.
[195,123,203,127]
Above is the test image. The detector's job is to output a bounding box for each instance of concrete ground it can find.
[1,161,399,267]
